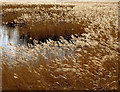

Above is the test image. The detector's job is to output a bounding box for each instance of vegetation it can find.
[1,2,119,90]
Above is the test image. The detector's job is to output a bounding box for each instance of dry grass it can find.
[1,2,119,90]
[2,3,84,40]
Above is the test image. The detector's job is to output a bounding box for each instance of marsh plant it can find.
[1,2,119,90]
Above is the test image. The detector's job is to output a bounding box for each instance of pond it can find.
[0,25,75,62]
[0,25,27,53]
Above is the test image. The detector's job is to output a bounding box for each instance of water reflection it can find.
[0,26,27,54]
[0,25,76,62]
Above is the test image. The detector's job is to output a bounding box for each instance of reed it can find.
[1,2,119,90]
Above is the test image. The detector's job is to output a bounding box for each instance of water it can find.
[0,26,27,54]
[0,25,69,61]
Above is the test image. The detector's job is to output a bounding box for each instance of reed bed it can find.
[1,2,119,90]
[2,3,84,40]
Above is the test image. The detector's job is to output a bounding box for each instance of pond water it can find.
[0,25,67,61]
[0,25,76,62]
[0,26,27,53]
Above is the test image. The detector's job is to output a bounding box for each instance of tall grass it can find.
[1,2,119,90]
[2,3,83,40]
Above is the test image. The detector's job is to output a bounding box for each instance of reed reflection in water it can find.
[0,26,27,55]
[0,26,75,62]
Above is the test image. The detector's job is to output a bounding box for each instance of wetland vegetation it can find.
[0,2,119,90]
